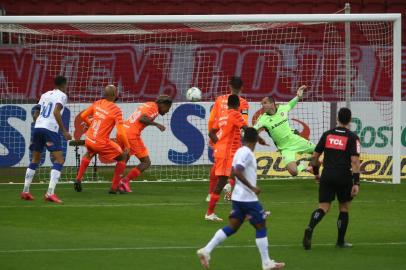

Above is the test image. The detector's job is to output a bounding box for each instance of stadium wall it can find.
[1,102,405,179]
[0,44,401,102]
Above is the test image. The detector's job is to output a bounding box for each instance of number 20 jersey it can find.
[35,89,68,133]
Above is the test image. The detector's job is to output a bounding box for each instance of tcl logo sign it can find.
[326,135,348,150]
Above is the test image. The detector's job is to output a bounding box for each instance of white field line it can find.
[0,242,405,254]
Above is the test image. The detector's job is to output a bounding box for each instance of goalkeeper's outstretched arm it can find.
[287,85,307,110]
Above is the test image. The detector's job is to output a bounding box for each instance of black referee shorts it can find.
[319,170,354,203]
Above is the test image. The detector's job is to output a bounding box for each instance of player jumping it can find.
[254,85,315,176]
[205,94,248,221]
[207,76,249,201]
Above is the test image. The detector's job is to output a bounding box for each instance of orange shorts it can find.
[85,138,123,164]
[214,156,233,177]
[118,136,149,159]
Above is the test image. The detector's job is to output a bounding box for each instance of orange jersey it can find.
[124,102,159,139]
[82,99,124,143]
[213,109,247,158]
[208,94,249,131]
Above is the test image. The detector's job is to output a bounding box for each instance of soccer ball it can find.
[186,87,202,102]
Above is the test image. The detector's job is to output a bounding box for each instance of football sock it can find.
[23,163,38,193]
[307,208,325,230]
[123,167,141,182]
[256,233,271,265]
[337,212,349,244]
[207,193,220,215]
[112,161,126,190]
[47,163,63,195]
[208,166,217,193]
[204,228,227,253]
[297,164,306,172]
[76,156,90,181]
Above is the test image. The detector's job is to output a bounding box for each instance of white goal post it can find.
[0,13,402,184]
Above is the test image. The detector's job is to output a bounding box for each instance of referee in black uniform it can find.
[303,107,361,250]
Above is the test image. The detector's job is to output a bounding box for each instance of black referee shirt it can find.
[315,127,360,172]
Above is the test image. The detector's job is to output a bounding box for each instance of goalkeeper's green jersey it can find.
[254,96,299,148]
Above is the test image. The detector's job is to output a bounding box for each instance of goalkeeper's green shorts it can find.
[279,135,316,165]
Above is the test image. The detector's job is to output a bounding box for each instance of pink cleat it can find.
[119,179,132,193]
[44,194,62,203]
[21,192,34,201]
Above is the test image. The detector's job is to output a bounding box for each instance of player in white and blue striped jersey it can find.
[21,76,72,203]
[197,128,285,270]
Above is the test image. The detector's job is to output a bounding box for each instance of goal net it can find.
[0,14,402,183]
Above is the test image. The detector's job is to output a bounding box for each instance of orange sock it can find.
[124,167,141,182]
[76,156,90,181]
[207,193,220,215]
[112,161,126,190]
[208,166,218,194]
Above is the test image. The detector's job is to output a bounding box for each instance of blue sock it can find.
[52,163,63,171]
[222,226,236,237]
[28,163,38,170]
[256,227,267,238]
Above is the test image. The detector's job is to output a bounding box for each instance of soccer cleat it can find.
[108,188,126,195]
[303,228,313,250]
[196,248,210,269]
[119,179,132,193]
[223,183,232,201]
[336,242,353,248]
[224,191,232,202]
[205,194,211,202]
[264,210,271,219]
[20,192,34,201]
[44,193,62,203]
[205,213,223,222]
[262,260,286,270]
[73,180,82,192]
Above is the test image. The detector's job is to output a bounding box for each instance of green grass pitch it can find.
[0,179,405,270]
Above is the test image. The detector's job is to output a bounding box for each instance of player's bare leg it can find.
[286,162,299,176]
[120,156,151,193]
[205,176,228,221]
[21,151,41,200]
[74,152,94,192]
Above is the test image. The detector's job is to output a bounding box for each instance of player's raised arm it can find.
[287,85,307,110]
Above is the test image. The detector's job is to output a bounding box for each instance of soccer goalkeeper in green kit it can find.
[254,85,316,176]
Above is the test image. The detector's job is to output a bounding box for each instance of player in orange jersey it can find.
[205,94,248,222]
[73,85,130,194]
[117,95,173,192]
[207,77,249,202]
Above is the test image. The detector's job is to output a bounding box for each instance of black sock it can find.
[337,212,349,244]
[307,208,325,231]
